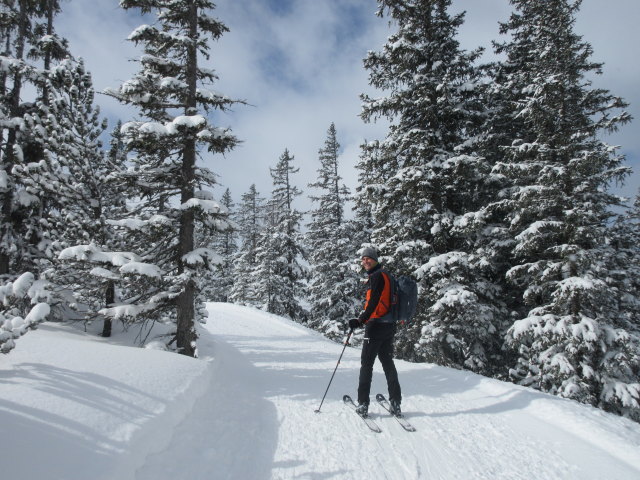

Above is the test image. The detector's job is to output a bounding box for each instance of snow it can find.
[90,266,120,280]
[182,247,223,266]
[24,303,50,324]
[106,217,171,231]
[99,303,158,320]
[121,115,207,139]
[2,303,640,480]
[15,188,39,206]
[60,244,137,264]
[180,197,226,213]
[127,24,155,42]
[11,271,35,298]
[119,261,162,278]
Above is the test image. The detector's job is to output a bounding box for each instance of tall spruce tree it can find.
[104,0,240,356]
[360,0,505,371]
[306,123,359,339]
[201,188,236,302]
[490,0,638,419]
[605,193,640,337]
[352,140,377,250]
[0,0,68,277]
[17,57,123,320]
[0,0,79,353]
[254,149,307,321]
[229,184,264,306]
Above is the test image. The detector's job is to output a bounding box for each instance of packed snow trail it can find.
[172,303,639,480]
[2,303,640,480]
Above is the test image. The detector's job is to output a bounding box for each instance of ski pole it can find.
[314,328,354,413]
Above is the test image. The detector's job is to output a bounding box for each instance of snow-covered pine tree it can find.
[350,141,383,347]
[490,0,638,419]
[51,113,132,338]
[306,123,359,340]
[0,0,30,281]
[0,0,72,353]
[360,0,506,372]
[1,0,64,275]
[598,193,640,420]
[97,121,130,337]
[17,57,115,303]
[229,184,264,306]
[201,188,236,302]
[604,192,640,337]
[104,0,240,356]
[253,199,280,314]
[254,149,307,321]
[352,140,377,250]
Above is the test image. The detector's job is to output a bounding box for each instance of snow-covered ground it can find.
[2,303,640,480]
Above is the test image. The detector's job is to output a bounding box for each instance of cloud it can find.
[206,0,391,206]
[56,0,639,208]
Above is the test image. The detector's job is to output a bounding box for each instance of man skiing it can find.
[349,247,402,417]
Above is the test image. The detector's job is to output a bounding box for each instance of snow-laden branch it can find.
[59,244,141,266]
[180,197,226,214]
[99,303,158,320]
[0,273,52,354]
[182,248,223,267]
[106,215,172,231]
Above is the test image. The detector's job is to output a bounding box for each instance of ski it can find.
[376,393,416,432]
[343,395,382,433]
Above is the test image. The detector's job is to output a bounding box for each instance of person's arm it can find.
[359,271,385,323]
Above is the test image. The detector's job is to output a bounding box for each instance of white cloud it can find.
[56,0,639,207]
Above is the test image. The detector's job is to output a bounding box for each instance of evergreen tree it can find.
[104,0,240,356]
[255,149,307,321]
[360,0,505,371]
[230,184,264,306]
[352,140,377,250]
[0,0,68,277]
[201,188,236,302]
[306,123,359,340]
[490,0,638,419]
[0,0,77,353]
[17,57,108,291]
[53,114,131,338]
[603,192,640,337]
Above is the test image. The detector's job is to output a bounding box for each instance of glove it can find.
[348,318,362,330]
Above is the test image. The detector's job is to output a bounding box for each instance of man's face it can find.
[361,256,377,271]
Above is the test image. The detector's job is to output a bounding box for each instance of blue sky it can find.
[56,0,639,211]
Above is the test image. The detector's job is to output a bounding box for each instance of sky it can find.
[56,0,639,212]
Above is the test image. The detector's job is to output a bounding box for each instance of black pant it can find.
[357,322,401,405]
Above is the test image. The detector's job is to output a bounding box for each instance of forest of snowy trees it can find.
[1,0,638,422]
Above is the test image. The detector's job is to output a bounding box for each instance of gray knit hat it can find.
[360,246,379,262]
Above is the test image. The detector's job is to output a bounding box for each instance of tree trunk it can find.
[175,0,199,357]
[101,281,115,337]
[176,278,196,356]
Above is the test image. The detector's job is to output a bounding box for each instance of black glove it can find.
[348,318,362,330]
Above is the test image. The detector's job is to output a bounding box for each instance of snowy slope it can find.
[1,303,639,480]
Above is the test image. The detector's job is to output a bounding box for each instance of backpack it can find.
[394,274,418,324]
[380,269,418,325]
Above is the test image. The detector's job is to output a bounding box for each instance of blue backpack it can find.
[380,269,418,325]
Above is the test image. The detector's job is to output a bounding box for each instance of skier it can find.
[349,246,402,417]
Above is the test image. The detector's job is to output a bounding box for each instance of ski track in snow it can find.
[145,303,640,480]
[2,302,640,480]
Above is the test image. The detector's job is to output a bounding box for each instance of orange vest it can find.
[364,270,392,320]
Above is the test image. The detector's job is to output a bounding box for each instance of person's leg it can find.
[357,336,381,405]
[378,335,401,403]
